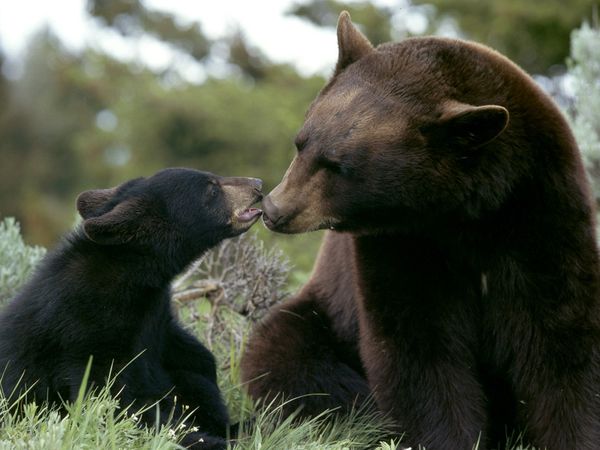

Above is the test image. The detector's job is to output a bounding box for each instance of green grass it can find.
[0,379,180,449]
[0,326,535,450]
[0,219,536,449]
[0,335,395,450]
[174,306,396,450]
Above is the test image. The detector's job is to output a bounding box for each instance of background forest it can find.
[1,0,599,280]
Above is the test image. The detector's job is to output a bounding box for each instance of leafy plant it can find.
[0,218,46,305]
[567,22,600,205]
[173,232,291,356]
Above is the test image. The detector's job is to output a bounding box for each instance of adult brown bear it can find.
[241,11,600,450]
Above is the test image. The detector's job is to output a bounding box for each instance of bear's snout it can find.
[262,195,283,229]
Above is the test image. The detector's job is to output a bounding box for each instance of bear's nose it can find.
[262,195,283,227]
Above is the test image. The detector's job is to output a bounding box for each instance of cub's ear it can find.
[77,188,118,219]
[335,11,374,76]
[82,198,145,245]
[427,101,509,151]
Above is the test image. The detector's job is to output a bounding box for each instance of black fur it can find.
[0,168,262,450]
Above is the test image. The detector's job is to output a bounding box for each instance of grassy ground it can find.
[0,220,534,449]
[0,339,397,450]
[0,222,396,449]
[0,315,397,450]
[0,330,533,450]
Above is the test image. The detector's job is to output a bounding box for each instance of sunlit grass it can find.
[0,222,537,449]
[0,377,182,450]
[0,338,394,450]
[0,337,537,450]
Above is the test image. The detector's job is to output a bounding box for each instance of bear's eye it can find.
[319,155,349,176]
[294,135,309,152]
[208,182,218,197]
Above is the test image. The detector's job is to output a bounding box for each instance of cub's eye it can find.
[208,182,219,197]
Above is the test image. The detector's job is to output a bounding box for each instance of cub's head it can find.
[263,12,527,235]
[76,168,262,259]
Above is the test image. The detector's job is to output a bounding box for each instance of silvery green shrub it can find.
[0,217,46,305]
[568,23,600,202]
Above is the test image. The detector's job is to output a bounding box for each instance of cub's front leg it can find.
[162,320,229,438]
[163,319,219,382]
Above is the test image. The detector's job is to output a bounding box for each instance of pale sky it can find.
[0,0,417,81]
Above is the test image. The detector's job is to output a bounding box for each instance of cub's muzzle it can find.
[221,177,263,230]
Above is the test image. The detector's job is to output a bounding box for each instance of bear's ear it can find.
[77,188,118,219]
[429,101,509,151]
[334,11,374,76]
[82,198,145,245]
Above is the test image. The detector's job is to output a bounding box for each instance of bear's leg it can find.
[359,322,488,450]
[510,336,600,450]
[352,235,489,449]
[240,294,371,418]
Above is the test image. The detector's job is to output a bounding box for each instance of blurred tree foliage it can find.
[0,0,596,277]
[290,0,597,74]
[289,0,394,45]
[567,22,600,213]
[0,1,327,276]
[88,0,210,61]
[410,0,598,73]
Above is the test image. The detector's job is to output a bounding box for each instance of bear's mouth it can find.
[236,207,263,223]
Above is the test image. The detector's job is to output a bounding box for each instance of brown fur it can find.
[242,12,600,450]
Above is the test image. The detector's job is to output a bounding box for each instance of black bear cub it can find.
[0,168,263,449]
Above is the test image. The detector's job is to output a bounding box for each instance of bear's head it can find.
[260,12,558,236]
[76,168,262,261]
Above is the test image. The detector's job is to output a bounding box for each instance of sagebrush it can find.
[0,218,46,306]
